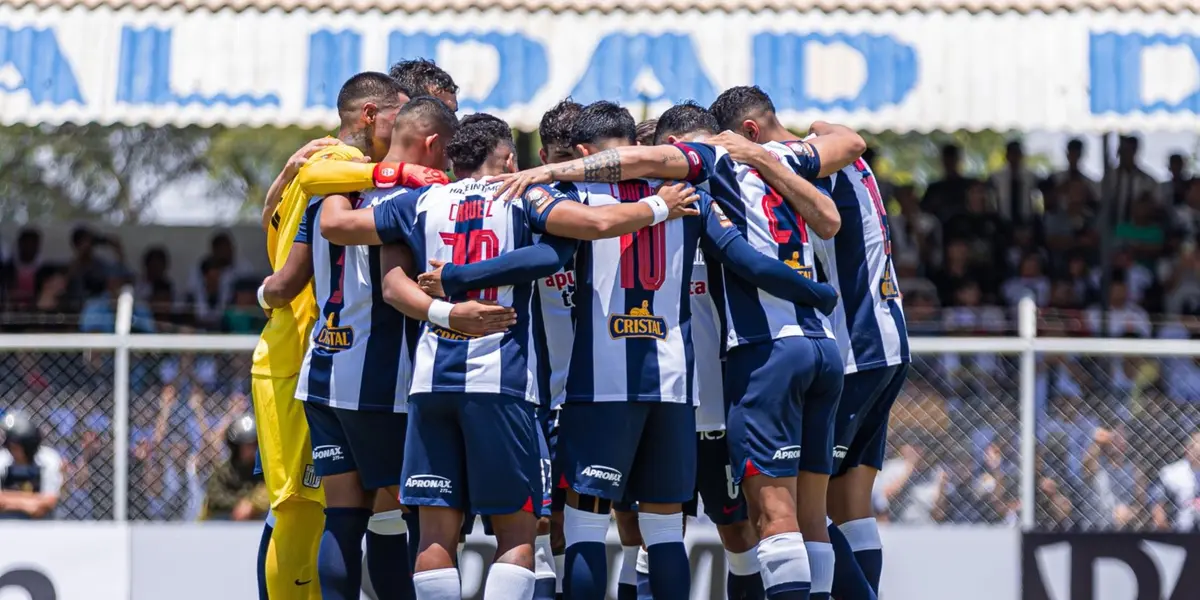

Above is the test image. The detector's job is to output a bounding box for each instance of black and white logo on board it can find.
[1023,533,1200,600]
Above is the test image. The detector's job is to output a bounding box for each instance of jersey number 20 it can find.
[440,229,500,300]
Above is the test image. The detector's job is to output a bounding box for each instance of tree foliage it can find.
[205,126,333,220]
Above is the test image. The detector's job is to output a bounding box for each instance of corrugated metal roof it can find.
[2,6,1199,132]
[2,0,1198,13]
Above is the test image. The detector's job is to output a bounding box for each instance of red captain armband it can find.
[373,162,402,188]
[672,143,704,182]
[401,164,450,188]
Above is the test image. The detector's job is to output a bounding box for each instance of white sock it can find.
[456,542,465,567]
[483,563,536,600]
[805,541,835,595]
[563,505,610,546]
[757,532,810,592]
[637,511,684,547]
[636,546,650,575]
[414,567,461,600]
[619,545,640,586]
[534,535,557,582]
[838,517,883,552]
[554,553,565,593]
[368,509,408,535]
[726,547,761,576]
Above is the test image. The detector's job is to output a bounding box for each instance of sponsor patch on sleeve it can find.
[711,201,733,227]
[526,186,552,213]
[787,141,815,158]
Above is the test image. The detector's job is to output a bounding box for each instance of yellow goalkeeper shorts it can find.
[252,374,324,508]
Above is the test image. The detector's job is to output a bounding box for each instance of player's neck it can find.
[462,162,508,180]
[758,124,796,144]
[381,145,425,167]
[336,128,372,157]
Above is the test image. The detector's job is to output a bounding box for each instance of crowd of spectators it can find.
[4,136,1200,530]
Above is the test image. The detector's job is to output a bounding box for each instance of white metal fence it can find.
[4,292,1200,531]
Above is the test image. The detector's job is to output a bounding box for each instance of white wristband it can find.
[256,284,271,310]
[639,196,670,226]
[427,300,454,328]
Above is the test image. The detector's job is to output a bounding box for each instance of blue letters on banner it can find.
[753,32,917,112]
[0,26,83,105]
[388,31,546,111]
[1090,32,1200,115]
[570,33,717,106]
[307,29,362,108]
[117,27,279,107]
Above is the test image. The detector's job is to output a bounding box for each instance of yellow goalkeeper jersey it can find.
[251,143,377,378]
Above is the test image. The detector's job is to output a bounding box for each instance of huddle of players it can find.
[258,60,909,600]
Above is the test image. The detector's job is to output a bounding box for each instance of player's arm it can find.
[704,131,841,239]
[493,145,699,202]
[258,199,318,309]
[806,121,867,177]
[380,243,518,336]
[262,138,341,232]
[541,182,699,241]
[321,185,434,247]
[297,155,448,196]
[698,193,838,315]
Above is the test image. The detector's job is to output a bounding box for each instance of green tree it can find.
[205,126,332,221]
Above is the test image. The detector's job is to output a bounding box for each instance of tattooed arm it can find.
[494,146,694,201]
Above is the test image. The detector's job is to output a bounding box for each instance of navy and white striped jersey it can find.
[675,141,834,348]
[811,157,910,373]
[295,188,415,413]
[374,178,565,404]
[691,249,726,431]
[556,181,729,405]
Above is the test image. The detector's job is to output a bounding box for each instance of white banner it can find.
[0,522,129,600]
[1,6,1199,132]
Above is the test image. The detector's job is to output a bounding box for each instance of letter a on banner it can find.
[571,33,717,106]
[0,26,83,105]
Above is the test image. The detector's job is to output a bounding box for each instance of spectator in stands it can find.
[189,258,232,331]
[1091,248,1155,307]
[222,283,268,334]
[1082,425,1140,530]
[1003,224,1046,276]
[1151,431,1200,531]
[1044,182,1100,266]
[992,140,1040,225]
[1037,433,1076,529]
[65,226,122,306]
[202,414,266,521]
[1172,180,1200,245]
[890,184,942,271]
[875,437,948,523]
[0,412,63,520]
[1,228,43,310]
[1116,193,1167,266]
[1163,241,1200,315]
[1104,136,1160,223]
[923,143,972,221]
[1066,254,1100,307]
[1086,280,1151,338]
[1162,153,1191,208]
[943,180,1008,275]
[187,233,250,319]
[79,268,156,333]
[935,239,994,307]
[1001,253,1051,307]
[136,246,177,315]
[1048,139,1099,201]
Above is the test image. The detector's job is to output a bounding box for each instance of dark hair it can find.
[447,113,514,174]
[17,228,39,245]
[388,58,459,98]
[143,246,168,269]
[210,232,232,250]
[394,95,459,141]
[635,119,657,146]
[70,226,93,248]
[539,98,583,149]
[653,101,719,145]
[200,258,221,276]
[569,101,636,147]
[709,86,775,132]
[1006,140,1023,154]
[941,143,961,160]
[336,72,405,119]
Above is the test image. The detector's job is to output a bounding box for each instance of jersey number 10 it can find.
[440,229,500,300]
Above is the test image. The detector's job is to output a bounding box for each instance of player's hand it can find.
[418,260,448,298]
[449,300,518,336]
[707,130,772,168]
[374,163,451,189]
[655,181,701,220]
[492,166,553,203]
[285,137,340,177]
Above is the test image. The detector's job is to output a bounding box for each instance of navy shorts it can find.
[833,364,909,476]
[559,402,696,504]
[303,402,408,490]
[693,431,747,525]
[401,393,545,517]
[725,336,844,482]
[539,407,567,513]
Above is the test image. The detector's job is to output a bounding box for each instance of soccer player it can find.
[493,100,839,600]
[709,87,900,599]
[252,71,448,600]
[389,58,459,112]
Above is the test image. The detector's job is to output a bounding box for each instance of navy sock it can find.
[766,584,810,600]
[256,518,273,600]
[728,572,765,600]
[318,507,371,600]
[534,577,557,600]
[828,524,877,600]
[367,530,414,599]
[617,583,638,600]
[855,549,883,594]
[402,511,421,574]
[646,542,690,600]
[636,569,653,599]
[564,542,608,600]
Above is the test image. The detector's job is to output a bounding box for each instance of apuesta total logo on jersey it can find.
[608,300,668,341]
